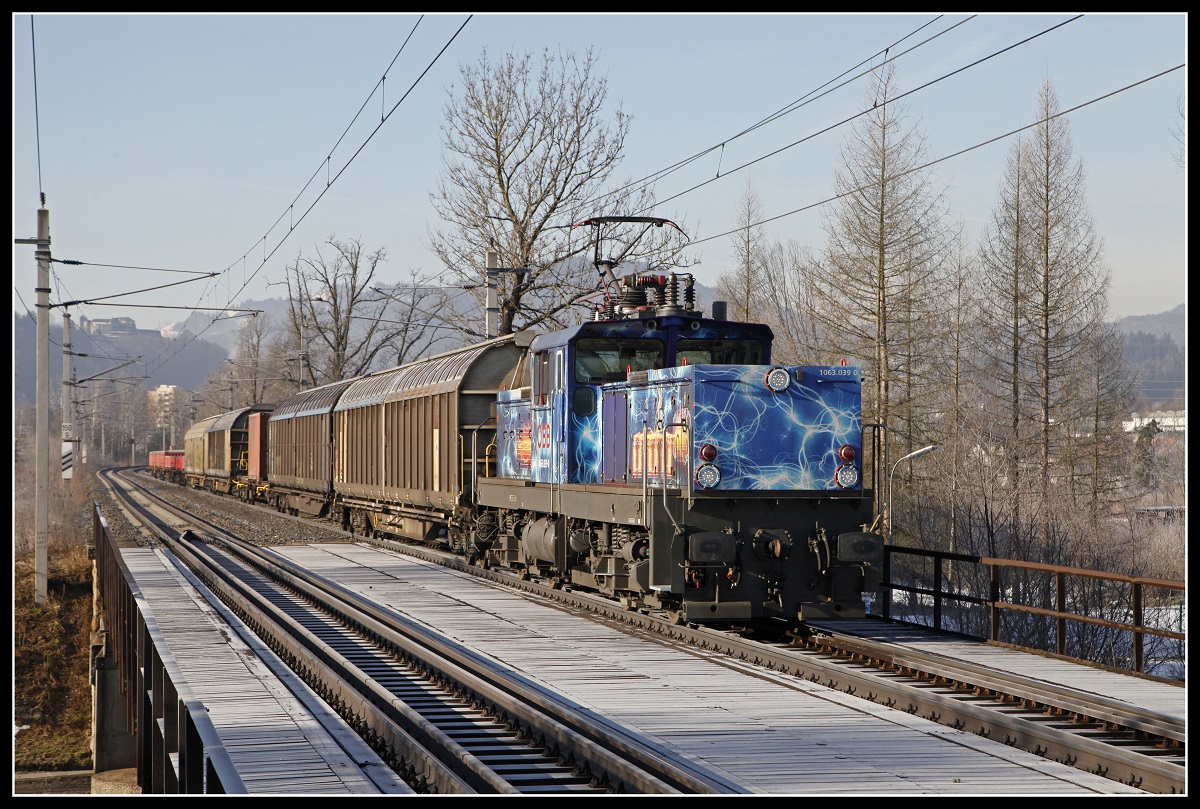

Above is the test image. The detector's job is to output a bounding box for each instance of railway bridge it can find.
[85,481,1185,795]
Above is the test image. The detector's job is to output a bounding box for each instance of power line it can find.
[211,16,472,315]
[51,259,217,275]
[28,17,44,200]
[639,15,1088,223]
[145,15,474,378]
[689,64,1184,248]
[54,273,220,308]
[591,14,981,214]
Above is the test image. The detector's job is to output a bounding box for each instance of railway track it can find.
[110,469,1184,794]
[357,532,1186,794]
[102,468,746,794]
[774,625,1184,793]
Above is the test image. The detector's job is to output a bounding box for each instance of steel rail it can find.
[126,471,1184,794]
[360,535,1184,794]
[112,470,746,794]
[802,630,1184,742]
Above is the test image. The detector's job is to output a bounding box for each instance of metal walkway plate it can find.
[122,548,412,794]
[273,543,1149,795]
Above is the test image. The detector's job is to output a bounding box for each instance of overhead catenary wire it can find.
[129,15,474,378]
[28,17,44,200]
[207,16,473,318]
[687,63,1185,249]
[9,15,471,380]
[624,15,1087,221]
[588,13,978,213]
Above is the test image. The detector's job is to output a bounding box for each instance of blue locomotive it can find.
[476,264,880,623]
[177,217,883,625]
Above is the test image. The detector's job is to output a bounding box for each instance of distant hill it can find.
[1115,304,1186,412]
[12,313,229,406]
[14,296,1182,410]
[1115,303,1185,351]
[161,297,295,356]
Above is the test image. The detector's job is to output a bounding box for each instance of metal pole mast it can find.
[62,310,74,485]
[15,203,52,603]
[300,312,309,390]
[483,250,528,339]
[485,249,500,339]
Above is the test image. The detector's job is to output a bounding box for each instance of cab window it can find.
[533,350,552,402]
[676,339,765,366]
[574,338,664,384]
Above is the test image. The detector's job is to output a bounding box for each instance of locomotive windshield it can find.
[575,338,664,383]
[677,338,765,366]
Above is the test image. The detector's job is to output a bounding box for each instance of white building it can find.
[1122,411,1186,433]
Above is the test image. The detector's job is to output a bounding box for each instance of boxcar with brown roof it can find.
[265,379,356,516]
[331,332,531,541]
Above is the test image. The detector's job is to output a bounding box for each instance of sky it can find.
[12,13,1188,342]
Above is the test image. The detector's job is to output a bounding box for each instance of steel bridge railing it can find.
[91,501,245,793]
[879,544,1185,677]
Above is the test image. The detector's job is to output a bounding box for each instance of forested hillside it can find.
[12,314,228,406]
[1117,303,1186,411]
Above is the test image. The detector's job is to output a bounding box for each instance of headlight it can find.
[764,367,791,393]
[834,463,859,489]
[695,463,722,489]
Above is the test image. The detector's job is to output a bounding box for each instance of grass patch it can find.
[13,473,98,772]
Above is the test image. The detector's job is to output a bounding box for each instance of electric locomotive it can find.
[472,251,881,623]
[173,217,884,625]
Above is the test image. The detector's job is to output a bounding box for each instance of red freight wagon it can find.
[243,410,271,503]
[148,449,185,484]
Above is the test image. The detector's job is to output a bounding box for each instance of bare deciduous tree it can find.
[429,47,687,335]
[923,233,983,561]
[206,313,310,406]
[977,136,1034,539]
[718,178,768,323]
[1171,93,1185,172]
[976,78,1133,561]
[755,239,827,365]
[1071,316,1137,518]
[281,236,447,385]
[1023,81,1110,508]
[804,62,958,504]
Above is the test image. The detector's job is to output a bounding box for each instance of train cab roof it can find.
[529,314,773,353]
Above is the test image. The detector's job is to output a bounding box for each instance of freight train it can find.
[168,217,883,624]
